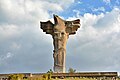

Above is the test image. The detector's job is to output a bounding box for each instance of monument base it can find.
[54,66,65,73]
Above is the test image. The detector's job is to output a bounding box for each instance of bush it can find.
[68,68,76,73]
[42,73,52,80]
[8,74,24,80]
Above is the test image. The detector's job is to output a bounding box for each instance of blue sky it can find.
[0,0,120,74]
[57,0,120,17]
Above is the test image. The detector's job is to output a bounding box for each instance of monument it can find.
[40,14,80,73]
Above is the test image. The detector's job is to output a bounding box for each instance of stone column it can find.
[52,31,69,73]
[40,14,80,73]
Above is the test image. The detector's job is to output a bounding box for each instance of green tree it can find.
[47,69,53,73]
[68,68,76,73]
[47,69,53,80]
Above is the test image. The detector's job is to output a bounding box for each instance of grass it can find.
[8,73,120,80]
[52,78,96,80]
[9,77,120,80]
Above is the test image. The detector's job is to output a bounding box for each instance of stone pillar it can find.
[40,14,80,73]
[52,31,69,73]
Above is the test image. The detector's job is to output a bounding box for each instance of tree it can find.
[68,68,76,73]
[47,69,53,73]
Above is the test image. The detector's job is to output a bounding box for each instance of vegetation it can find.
[8,74,24,80]
[7,73,119,80]
[42,73,52,80]
[47,69,53,74]
[7,75,119,80]
[68,67,76,73]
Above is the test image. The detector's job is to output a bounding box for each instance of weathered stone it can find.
[40,14,80,73]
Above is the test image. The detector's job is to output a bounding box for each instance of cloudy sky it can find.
[0,0,120,74]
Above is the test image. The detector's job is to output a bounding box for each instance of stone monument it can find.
[40,14,80,73]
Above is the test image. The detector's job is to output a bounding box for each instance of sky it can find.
[0,0,120,74]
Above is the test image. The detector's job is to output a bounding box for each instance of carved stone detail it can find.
[40,14,80,73]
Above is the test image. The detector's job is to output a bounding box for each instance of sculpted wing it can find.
[40,20,54,34]
[65,19,80,35]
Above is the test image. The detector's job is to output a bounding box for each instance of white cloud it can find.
[0,0,75,25]
[79,8,120,48]
[0,0,25,20]
[66,7,120,71]
[77,1,82,4]
[103,0,111,4]
[92,7,105,12]
[115,0,120,5]
[0,24,21,39]
[48,0,75,8]
[0,52,13,64]
[73,10,81,17]
[0,0,120,73]
[10,42,21,50]
[6,52,13,58]
[0,0,75,73]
